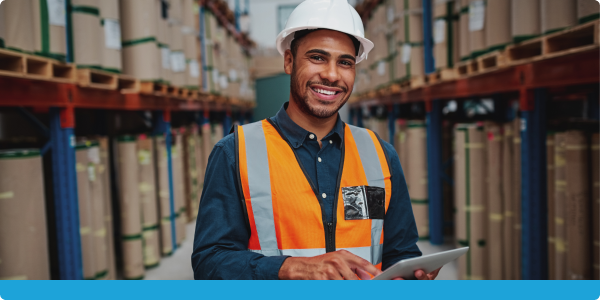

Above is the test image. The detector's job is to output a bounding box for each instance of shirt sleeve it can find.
[381,142,422,271]
[191,134,289,280]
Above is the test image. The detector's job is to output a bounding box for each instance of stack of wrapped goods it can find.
[467,0,485,59]
[578,0,600,24]
[485,0,511,53]
[202,9,220,94]
[501,122,514,279]
[115,136,145,280]
[366,5,391,91]
[183,0,201,90]
[202,118,213,170]
[213,23,229,95]
[592,133,599,280]
[541,0,576,35]
[137,136,160,270]
[98,138,117,279]
[546,133,556,280]
[168,0,187,87]
[406,121,429,241]
[401,0,424,79]
[390,0,405,83]
[433,0,459,71]
[511,0,540,43]
[484,122,503,280]
[458,0,470,62]
[99,0,122,73]
[183,127,202,221]
[511,118,521,280]
[120,0,161,82]
[158,0,172,84]
[70,0,102,68]
[454,124,487,280]
[156,135,174,256]
[0,149,50,280]
[173,131,187,246]
[32,0,68,61]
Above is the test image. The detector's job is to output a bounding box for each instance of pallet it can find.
[0,48,76,82]
[166,85,180,97]
[476,50,507,73]
[399,75,427,90]
[427,68,458,84]
[506,20,599,65]
[117,74,140,94]
[77,69,118,90]
[140,81,168,95]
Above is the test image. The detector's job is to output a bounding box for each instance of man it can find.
[192,0,439,280]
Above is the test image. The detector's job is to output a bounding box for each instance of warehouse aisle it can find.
[145,222,196,280]
[143,223,458,280]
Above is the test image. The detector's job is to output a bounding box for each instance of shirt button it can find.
[309,134,315,140]
[318,157,322,163]
[329,140,333,144]
[322,193,327,199]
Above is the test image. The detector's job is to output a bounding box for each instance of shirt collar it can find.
[270,102,345,149]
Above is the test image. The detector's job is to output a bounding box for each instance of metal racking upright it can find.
[349,0,599,280]
[0,0,253,280]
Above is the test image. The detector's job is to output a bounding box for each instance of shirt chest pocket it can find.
[341,186,385,220]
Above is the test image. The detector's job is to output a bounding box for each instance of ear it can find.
[284,49,294,75]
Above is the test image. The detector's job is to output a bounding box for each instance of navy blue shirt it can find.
[192,103,421,280]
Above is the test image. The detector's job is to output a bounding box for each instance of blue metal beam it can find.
[426,100,444,245]
[388,105,395,145]
[49,107,83,280]
[155,111,177,252]
[224,111,232,137]
[422,0,435,74]
[235,0,241,31]
[520,88,548,280]
[15,107,49,138]
[199,5,208,91]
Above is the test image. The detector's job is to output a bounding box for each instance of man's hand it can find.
[278,250,382,280]
[392,267,442,280]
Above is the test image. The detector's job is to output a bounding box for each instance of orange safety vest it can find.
[234,119,392,269]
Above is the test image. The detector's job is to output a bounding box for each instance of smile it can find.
[311,87,340,96]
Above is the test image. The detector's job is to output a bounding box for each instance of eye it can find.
[311,55,324,61]
[340,60,354,67]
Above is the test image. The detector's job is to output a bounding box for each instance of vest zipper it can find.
[326,223,335,252]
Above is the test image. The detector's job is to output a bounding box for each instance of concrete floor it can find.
[145,223,458,280]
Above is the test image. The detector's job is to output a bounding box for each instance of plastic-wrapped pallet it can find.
[433,0,460,70]
[394,119,408,179]
[183,0,200,89]
[578,0,600,24]
[2,0,35,52]
[99,0,122,73]
[75,144,98,280]
[405,0,425,77]
[553,131,567,280]
[32,0,67,60]
[485,0,510,52]
[541,0,577,35]
[367,5,391,89]
[592,133,599,280]
[202,120,212,172]
[185,128,200,220]
[88,143,109,280]
[484,122,502,280]
[156,135,173,256]
[468,0,486,58]
[501,122,514,279]
[454,124,487,280]
[70,0,102,68]
[564,131,591,280]
[115,136,145,280]
[511,118,521,280]
[98,138,117,280]
[169,0,186,87]
[120,0,161,81]
[157,0,172,83]
[173,132,186,245]
[390,0,406,82]
[511,0,540,44]
[192,127,204,219]
[406,121,429,241]
[546,133,556,280]
[458,0,470,61]
[202,9,220,93]
[137,136,160,269]
[0,149,50,280]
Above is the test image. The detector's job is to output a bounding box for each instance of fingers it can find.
[355,268,374,280]
[339,250,382,277]
[415,270,430,280]
[428,267,442,280]
[392,277,405,280]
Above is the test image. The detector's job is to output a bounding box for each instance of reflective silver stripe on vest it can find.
[243,122,279,251]
[250,248,327,257]
[348,125,386,265]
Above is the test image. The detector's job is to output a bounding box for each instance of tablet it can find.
[372,247,469,280]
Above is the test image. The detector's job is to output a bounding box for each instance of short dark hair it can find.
[290,29,361,58]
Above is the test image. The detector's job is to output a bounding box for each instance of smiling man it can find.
[192,0,437,280]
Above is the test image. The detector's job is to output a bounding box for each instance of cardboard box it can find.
[592,133,599,280]
[137,137,160,269]
[98,137,117,280]
[512,118,521,280]
[546,133,556,280]
[75,145,98,280]
[485,0,511,51]
[485,122,503,280]
[173,132,186,245]
[116,137,144,280]
[0,149,50,280]
[71,0,102,67]
[541,0,577,34]
[100,0,122,72]
[454,124,487,280]
[511,0,541,43]
[578,0,600,23]
[468,0,486,57]
[564,130,592,280]
[501,122,514,279]
[155,135,173,256]
[2,0,35,52]
[433,0,460,69]
[458,0,470,61]
[407,121,429,240]
[88,145,109,279]
[120,0,159,41]
[553,132,567,279]
[32,0,67,60]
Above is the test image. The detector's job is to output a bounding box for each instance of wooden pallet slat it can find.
[427,68,458,84]
[77,69,118,90]
[118,74,140,94]
[0,49,26,78]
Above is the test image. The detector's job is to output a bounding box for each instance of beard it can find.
[290,64,350,119]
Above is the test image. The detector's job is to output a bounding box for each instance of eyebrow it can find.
[305,49,356,63]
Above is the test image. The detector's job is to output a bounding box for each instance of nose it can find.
[319,59,341,84]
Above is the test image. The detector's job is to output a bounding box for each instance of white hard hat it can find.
[276,0,374,64]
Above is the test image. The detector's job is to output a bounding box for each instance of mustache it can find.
[306,81,348,93]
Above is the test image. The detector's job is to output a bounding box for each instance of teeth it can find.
[315,88,336,96]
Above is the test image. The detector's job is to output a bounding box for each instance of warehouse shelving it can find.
[350,1,599,280]
[0,0,253,280]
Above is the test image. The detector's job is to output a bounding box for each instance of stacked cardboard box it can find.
[70,0,102,68]
[468,0,486,58]
[183,0,201,89]
[592,133,599,280]
[99,0,123,73]
[433,0,460,70]
[0,149,51,280]
[173,131,187,246]
[98,138,117,280]
[485,122,503,280]
[546,133,556,280]
[121,0,161,81]
[137,136,160,269]
[168,0,187,87]
[578,0,600,24]
[511,118,521,280]
[184,126,203,221]
[406,121,429,241]
[501,122,514,279]
[485,0,511,52]
[511,0,540,43]
[155,135,173,256]
[541,0,577,35]
[458,0,470,61]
